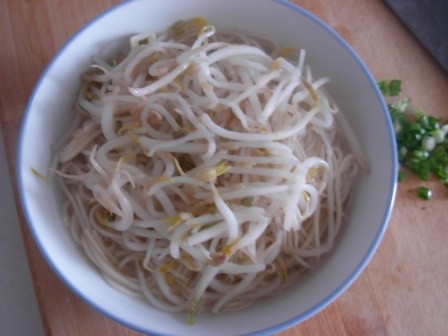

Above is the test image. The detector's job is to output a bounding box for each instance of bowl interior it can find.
[18,0,396,335]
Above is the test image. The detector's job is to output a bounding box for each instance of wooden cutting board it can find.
[1,0,447,335]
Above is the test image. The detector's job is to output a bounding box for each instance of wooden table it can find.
[1,0,447,335]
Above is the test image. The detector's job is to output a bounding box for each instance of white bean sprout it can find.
[54,17,365,322]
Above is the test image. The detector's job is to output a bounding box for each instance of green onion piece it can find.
[382,78,448,198]
[434,166,447,180]
[431,129,445,143]
[409,122,422,132]
[422,136,436,151]
[389,80,402,96]
[378,80,402,97]
[392,98,410,113]
[441,124,448,136]
[417,186,432,200]
[428,116,440,130]
[412,149,429,160]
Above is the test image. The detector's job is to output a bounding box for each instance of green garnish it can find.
[378,79,402,97]
[392,104,448,183]
[417,186,432,200]
[398,171,406,182]
[381,79,448,198]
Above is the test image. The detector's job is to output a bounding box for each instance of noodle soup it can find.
[53,18,364,321]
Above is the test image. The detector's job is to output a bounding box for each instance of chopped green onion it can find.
[431,129,445,143]
[441,124,448,136]
[417,186,432,200]
[391,98,410,112]
[428,116,440,130]
[398,171,406,182]
[378,80,402,97]
[422,136,435,151]
[380,79,448,199]
[412,149,429,160]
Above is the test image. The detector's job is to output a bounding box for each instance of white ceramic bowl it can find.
[18,0,397,335]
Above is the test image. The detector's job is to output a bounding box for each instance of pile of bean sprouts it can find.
[54,18,364,321]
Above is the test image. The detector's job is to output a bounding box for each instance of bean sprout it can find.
[55,17,365,321]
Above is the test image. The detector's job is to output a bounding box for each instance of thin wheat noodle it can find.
[54,18,366,321]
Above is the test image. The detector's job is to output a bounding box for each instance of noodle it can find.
[54,18,364,320]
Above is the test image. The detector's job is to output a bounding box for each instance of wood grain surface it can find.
[1,0,447,335]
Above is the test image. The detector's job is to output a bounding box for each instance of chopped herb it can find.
[380,79,448,198]
[417,186,432,200]
[378,79,402,97]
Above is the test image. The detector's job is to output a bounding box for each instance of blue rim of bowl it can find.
[17,0,397,335]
